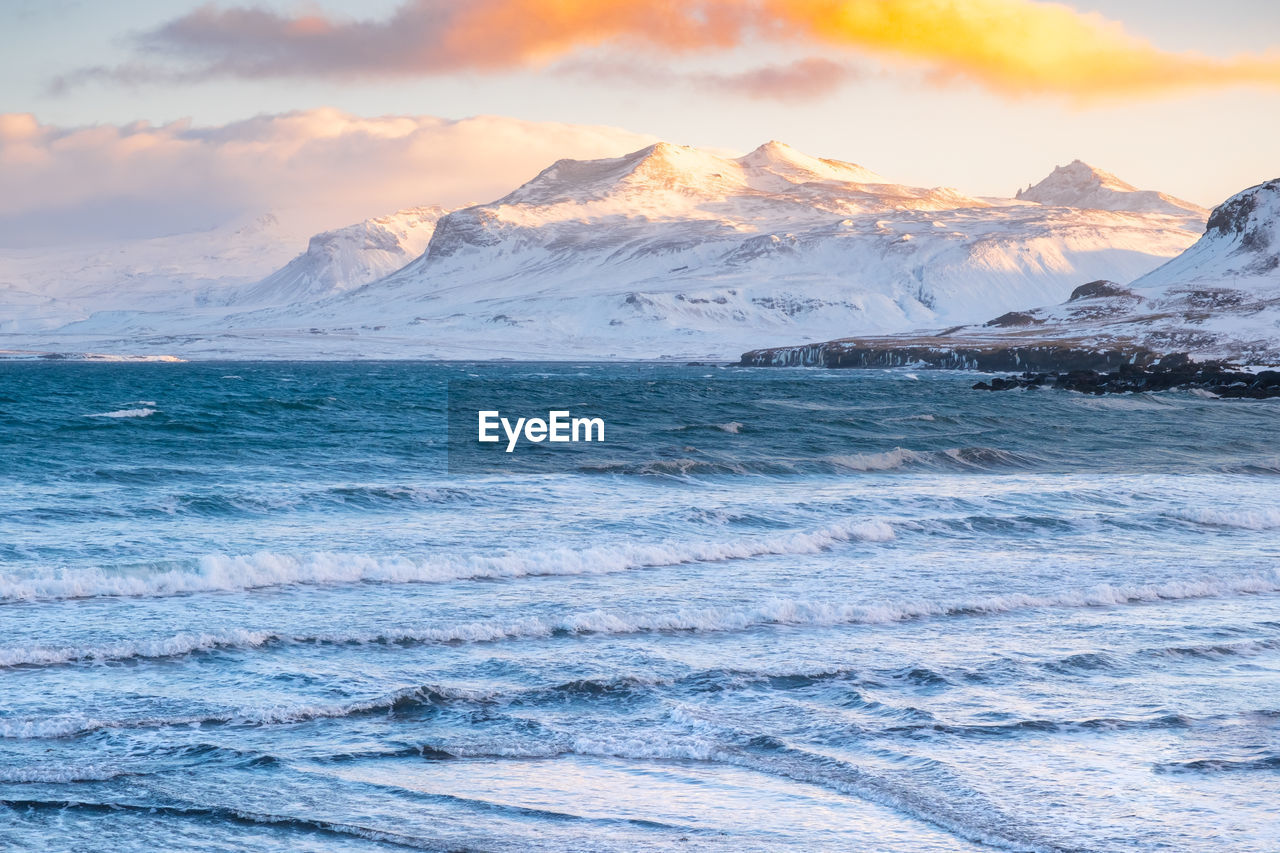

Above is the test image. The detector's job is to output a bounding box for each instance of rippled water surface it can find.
[1,362,1278,852]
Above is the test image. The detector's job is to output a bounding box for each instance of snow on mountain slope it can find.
[238,207,449,306]
[0,285,83,334]
[1134,178,1280,290]
[0,214,308,331]
[754,178,1279,366]
[217,142,1200,358]
[1016,160,1207,219]
[1096,177,1280,358]
[3,143,1209,359]
[0,206,450,331]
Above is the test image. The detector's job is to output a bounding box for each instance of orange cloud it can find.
[761,0,1280,97]
[58,0,1280,100]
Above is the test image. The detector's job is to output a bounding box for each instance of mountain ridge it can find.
[0,141,1222,360]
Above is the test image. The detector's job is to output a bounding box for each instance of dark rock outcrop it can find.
[1203,177,1280,274]
[739,340,1159,372]
[973,354,1280,398]
[1068,280,1135,301]
[985,311,1042,328]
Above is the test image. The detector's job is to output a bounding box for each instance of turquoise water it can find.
[1,362,1278,851]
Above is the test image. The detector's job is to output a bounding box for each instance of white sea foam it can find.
[0,628,277,668]
[0,517,895,602]
[0,765,133,783]
[0,682,493,739]
[821,446,1027,472]
[1172,507,1280,530]
[5,569,1277,672]
[824,448,924,471]
[87,407,156,419]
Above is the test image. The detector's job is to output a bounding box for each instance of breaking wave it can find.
[583,446,1038,477]
[1171,506,1280,530]
[0,765,138,783]
[5,569,1277,671]
[0,517,895,602]
[86,407,156,419]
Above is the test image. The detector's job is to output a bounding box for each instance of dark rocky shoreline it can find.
[972,354,1280,398]
[738,339,1162,371]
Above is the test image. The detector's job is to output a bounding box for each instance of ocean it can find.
[1,361,1277,852]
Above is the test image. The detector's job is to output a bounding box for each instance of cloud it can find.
[559,57,858,101]
[706,56,855,98]
[0,109,657,246]
[767,0,1280,98]
[54,0,1280,100]
[703,57,856,99]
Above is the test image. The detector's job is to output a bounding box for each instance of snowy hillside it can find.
[0,207,449,333]
[0,214,307,332]
[2,142,1212,359]
[746,178,1280,367]
[1135,178,1280,289]
[986,176,1280,359]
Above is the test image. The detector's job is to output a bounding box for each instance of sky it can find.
[2,0,1278,245]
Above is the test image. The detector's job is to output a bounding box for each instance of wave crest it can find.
[4,569,1276,672]
[586,446,1037,477]
[0,517,894,603]
[1172,507,1280,530]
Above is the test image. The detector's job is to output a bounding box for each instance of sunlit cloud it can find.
[50,0,1280,100]
[764,0,1280,98]
[0,109,657,246]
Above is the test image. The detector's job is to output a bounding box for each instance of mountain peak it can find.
[496,140,895,207]
[627,141,726,178]
[742,140,801,161]
[1205,177,1280,243]
[1017,161,1206,218]
[496,142,736,205]
[1058,160,1132,191]
[1018,161,1134,202]
[737,140,883,184]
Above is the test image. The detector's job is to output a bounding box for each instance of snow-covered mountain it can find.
[239,207,449,306]
[1010,176,1280,360]
[1016,160,1207,220]
[1137,178,1280,288]
[745,178,1280,367]
[0,213,307,332]
[2,142,1213,359]
[0,206,450,334]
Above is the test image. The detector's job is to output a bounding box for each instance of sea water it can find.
[0,361,1277,852]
